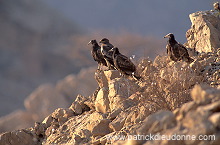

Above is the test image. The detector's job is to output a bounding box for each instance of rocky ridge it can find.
[1,9,220,145]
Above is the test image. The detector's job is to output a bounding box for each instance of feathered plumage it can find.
[99,38,116,70]
[112,47,140,79]
[213,2,220,11]
[164,33,194,63]
[88,40,107,69]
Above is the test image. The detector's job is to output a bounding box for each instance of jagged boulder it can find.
[0,129,38,145]
[95,88,110,113]
[94,70,139,112]
[186,10,220,52]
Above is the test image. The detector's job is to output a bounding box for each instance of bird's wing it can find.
[177,43,190,57]
[116,54,136,72]
[172,43,181,58]
[97,49,104,60]
[91,48,98,61]
[166,44,172,55]
[101,45,113,58]
[177,43,194,63]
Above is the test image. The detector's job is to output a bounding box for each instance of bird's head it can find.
[164,33,175,39]
[99,38,109,44]
[213,2,219,10]
[88,40,97,45]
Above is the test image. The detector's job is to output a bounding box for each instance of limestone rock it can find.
[109,112,127,132]
[186,11,220,52]
[71,134,83,144]
[94,69,109,89]
[191,84,220,104]
[104,70,121,82]
[95,88,110,113]
[92,119,111,137]
[76,95,91,112]
[175,101,198,121]
[42,115,53,128]
[137,58,153,73]
[108,108,122,120]
[209,113,220,128]
[0,129,38,145]
[197,101,220,113]
[69,102,83,115]
[153,55,169,68]
[108,78,139,111]
[77,129,92,139]
[138,110,176,135]
[51,108,74,125]
[86,112,106,132]
[182,110,211,129]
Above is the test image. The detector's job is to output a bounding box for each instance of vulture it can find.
[99,38,116,70]
[112,47,140,80]
[213,2,220,11]
[164,33,194,63]
[88,39,107,69]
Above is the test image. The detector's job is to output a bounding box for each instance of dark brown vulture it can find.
[99,38,116,70]
[164,33,194,63]
[112,47,140,80]
[213,2,220,11]
[88,39,107,70]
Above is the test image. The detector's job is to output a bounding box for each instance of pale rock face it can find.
[108,77,139,111]
[94,69,109,89]
[104,70,121,82]
[209,113,220,128]
[94,70,139,113]
[109,111,127,132]
[186,11,220,52]
[138,110,176,135]
[191,84,220,104]
[0,129,38,145]
[91,119,111,137]
[95,88,110,113]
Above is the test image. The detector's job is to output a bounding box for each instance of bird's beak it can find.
[164,34,169,38]
[88,41,92,45]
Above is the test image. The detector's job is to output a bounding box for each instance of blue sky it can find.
[45,0,215,42]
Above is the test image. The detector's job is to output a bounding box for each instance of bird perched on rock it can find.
[112,47,140,80]
[99,38,116,70]
[213,2,220,11]
[164,33,194,63]
[88,39,107,70]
